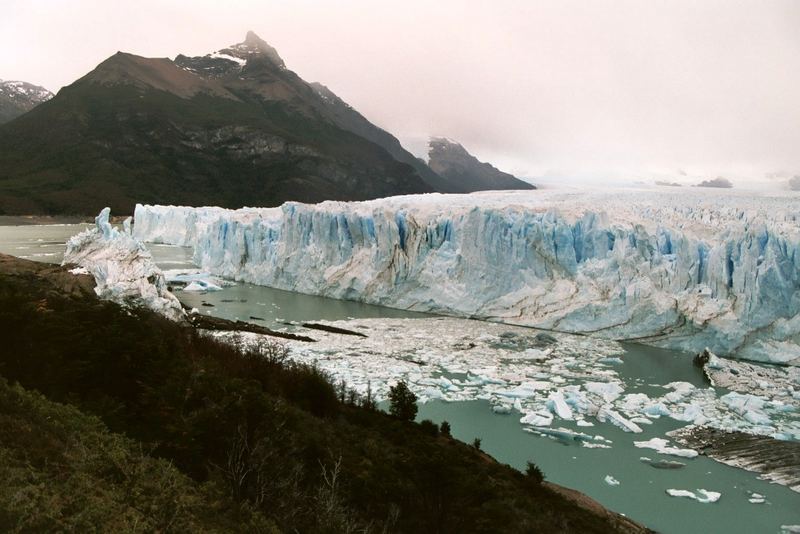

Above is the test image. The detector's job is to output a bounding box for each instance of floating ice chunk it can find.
[630,417,652,425]
[492,404,513,414]
[529,426,598,444]
[672,403,706,424]
[520,411,553,427]
[748,493,766,504]
[604,475,620,486]
[634,437,698,458]
[547,391,573,420]
[597,406,643,433]
[642,402,672,418]
[664,382,696,402]
[695,489,721,503]
[576,419,594,427]
[666,488,720,503]
[183,280,224,291]
[585,381,624,403]
[640,457,686,469]
[68,266,90,275]
[582,442,611,449]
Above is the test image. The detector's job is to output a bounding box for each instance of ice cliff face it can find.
[133,189,800,364]
[64,208,185,321]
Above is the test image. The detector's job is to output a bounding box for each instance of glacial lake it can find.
[1,223,798,533]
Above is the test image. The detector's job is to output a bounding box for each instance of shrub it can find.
[525,461,545,484]
[472,438,482,451]
[418,419,439,437]
[440,420,452,437]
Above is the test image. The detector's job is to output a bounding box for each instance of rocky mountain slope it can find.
[0,32,433,215]
[0,79,52,124]
[427,137,535,192]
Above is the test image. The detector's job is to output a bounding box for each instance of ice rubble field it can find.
[133,188,800,365]
[213,316,800,447]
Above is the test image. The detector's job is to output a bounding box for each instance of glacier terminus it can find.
[132,188,800,366]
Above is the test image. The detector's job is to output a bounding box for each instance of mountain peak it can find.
[244,30,266,48]
[229,31,285,68]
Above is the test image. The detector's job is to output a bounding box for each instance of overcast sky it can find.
[2,0,799,184]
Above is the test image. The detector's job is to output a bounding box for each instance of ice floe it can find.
[666,488,721,503]
[634,437,699,458]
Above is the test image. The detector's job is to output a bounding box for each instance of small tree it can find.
[388,380,418,421]
[525,461,544,484]
[439,420,451,437]
[472,438,482,451]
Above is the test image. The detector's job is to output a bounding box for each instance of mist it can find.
[2,0,799,185]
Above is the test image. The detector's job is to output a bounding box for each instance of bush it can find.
[388,380,418,421]
[418,419,439,437]
[472,438,482,451]
[440,420,452,437]
[525,461,545,484]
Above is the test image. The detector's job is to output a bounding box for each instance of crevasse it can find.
[132,190,800,364]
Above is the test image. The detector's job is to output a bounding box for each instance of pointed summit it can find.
[233,31,285,68]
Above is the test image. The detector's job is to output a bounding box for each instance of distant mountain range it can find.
[0,79,52,124]
[0,32,533,215]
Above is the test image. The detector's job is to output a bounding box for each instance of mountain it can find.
[427,137,535,192]
[0,32,433,215]
[0,79,52,124]
[308,82,458,192]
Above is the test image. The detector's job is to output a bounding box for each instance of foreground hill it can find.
[0,253,647,533]
[0,79,52,124]
[427,137,535,192]
[0,32,433,215]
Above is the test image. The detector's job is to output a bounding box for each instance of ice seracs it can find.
[132,188,800,365]
[63,208,185,321]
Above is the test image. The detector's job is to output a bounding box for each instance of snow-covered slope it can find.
[0,79,53,123]
[133,189,800,364]
[64,208,185,321]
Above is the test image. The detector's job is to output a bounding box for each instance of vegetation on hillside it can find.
[0,256,646,533]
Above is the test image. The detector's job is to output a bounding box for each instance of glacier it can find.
[132,189,800,365]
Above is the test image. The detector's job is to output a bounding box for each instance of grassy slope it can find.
[0,254,648,533]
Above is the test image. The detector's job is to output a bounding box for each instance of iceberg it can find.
[666,488,721,503]
[63,208,185,321]
[132,189,800,365]
[604,475,620,486]
[634,437,699,458]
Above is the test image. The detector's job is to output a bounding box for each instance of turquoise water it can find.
[1,225,798,533]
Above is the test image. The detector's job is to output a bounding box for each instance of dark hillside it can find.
[0,254,648,533]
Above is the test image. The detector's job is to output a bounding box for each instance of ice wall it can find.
[133,190,800,364]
